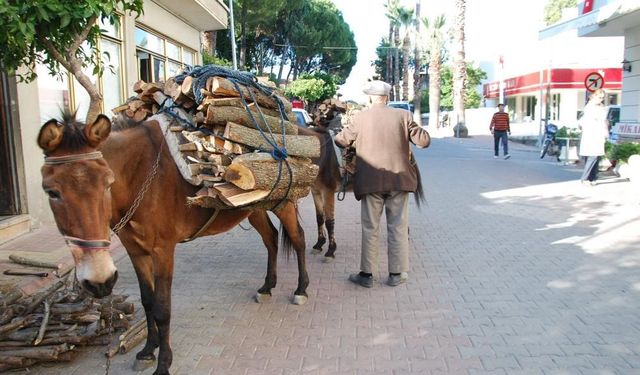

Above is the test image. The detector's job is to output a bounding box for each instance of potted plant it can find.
[556,126,581,161]
[608,141,640,178]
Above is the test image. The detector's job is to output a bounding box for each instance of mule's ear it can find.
[37,119,64,153]
[85,114,112,148]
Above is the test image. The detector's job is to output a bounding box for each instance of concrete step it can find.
[0,215,31,245]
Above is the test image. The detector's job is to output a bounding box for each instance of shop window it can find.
[135,26,196,82]
[551,93,561,121]
[525,96,536,121]
[607,93,618,105]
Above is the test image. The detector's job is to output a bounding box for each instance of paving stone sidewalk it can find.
[10,135,640,375]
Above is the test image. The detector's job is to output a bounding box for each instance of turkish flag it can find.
[582,0,594,14]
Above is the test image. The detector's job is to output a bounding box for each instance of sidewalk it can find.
[4,135,640,374]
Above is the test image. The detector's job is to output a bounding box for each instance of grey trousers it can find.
[360,191,409,274]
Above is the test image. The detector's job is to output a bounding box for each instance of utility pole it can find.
[228,0,238,70]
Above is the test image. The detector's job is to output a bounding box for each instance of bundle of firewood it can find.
[308,98,347,128]
[113,66,320,209]
[0,275,139,371]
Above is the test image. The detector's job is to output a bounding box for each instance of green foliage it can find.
[284,72,337,102]
[544,0,577,26]
[556,126,581,138]
[439,64,487,110]
[0,0,144,82]
[202,51,232,68]
[608,142,640,163]
[373,39,404,81]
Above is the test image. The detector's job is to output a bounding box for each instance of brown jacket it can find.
[335,103,430,199]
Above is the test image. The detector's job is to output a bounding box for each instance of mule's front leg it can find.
[151,255,175,375]
[322,190,337,261]
[129,253,160,370]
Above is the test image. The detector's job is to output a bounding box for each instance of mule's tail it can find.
[412,153,426,208]
[279,219,303,260]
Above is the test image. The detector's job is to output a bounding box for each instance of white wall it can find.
[622,25,640,122]
[15,68,53,227]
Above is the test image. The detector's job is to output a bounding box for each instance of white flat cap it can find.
[363,80,391,96]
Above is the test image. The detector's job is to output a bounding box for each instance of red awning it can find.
[483,68,622,98]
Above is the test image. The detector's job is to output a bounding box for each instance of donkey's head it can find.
[38,113,117,298]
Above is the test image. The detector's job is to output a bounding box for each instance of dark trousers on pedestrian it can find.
[493,131,509,156]
[581,156,600,182]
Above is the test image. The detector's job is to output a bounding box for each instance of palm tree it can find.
[384,0,400,100]
[396,6,414,101]
[452,0,468,137]
[423,14,447,129]
[412,1,422,124]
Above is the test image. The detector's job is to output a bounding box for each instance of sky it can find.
[330,0,546,103]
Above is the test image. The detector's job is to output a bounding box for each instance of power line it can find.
[273,43,399,50]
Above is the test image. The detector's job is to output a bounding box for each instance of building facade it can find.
[540,0,640,140]
[0,0,228,242]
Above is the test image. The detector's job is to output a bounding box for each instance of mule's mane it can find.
[52,110,92,152]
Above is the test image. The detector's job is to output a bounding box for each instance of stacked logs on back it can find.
[0,275,139,371]
[113,68,320,208]
[307,98,347,130]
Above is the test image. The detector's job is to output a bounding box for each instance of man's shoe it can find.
[504,154,511,160]
[493,155,498,159]
[387,273,408,287]
[348,273,373,288]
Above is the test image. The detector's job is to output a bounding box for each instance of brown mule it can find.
[298,126,342,261]
[37,112,309,375]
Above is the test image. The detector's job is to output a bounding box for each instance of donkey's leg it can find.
[311,187,326,254]
[127,252,160,370]
[323,188,337,261]
[149,246,176,375]
[274,202,309,305]
[248,210,279,303]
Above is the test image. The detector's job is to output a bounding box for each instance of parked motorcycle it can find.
[540,123,561,160]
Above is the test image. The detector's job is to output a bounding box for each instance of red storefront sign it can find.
[483,68,622,99]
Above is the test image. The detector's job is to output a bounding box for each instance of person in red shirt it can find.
[489,103,511,159]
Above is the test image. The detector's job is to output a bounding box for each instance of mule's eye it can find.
[45,189,61,200]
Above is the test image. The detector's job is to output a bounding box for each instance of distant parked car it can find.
[387,101,414,112]
[292,108,313,127]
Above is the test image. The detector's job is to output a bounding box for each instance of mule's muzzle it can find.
[82,270,118,298]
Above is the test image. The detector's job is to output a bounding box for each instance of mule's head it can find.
[38,113,118,298]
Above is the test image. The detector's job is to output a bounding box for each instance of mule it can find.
[299,126,342,261]
[37,112,310,375]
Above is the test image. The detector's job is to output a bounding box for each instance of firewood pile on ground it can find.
[0,263,141,371]
[113,65,320,209]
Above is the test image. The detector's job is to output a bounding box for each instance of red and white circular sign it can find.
[584,72,605,92]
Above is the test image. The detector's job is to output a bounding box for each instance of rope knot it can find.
[271,147,288,161]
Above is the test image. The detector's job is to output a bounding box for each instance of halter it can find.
[44,151,112,250]
[44,151,104,165]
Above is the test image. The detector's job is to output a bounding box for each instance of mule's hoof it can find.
[311,248,322,255]
[255,292,271,303]
[322,256,334,263]
[133,358,155,371]
[292,294,308,305]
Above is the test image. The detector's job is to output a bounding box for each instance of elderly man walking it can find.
[335,80,430,288]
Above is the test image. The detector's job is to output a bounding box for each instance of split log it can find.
[50,298,93,315]
[205,76,292,112]
[224,122,319,158]
[0,315,38,337]
[197,97,297,124]
[120,326,147,354]
[224,152,319,192]
[248,102,298,124]
[0,343,72,360]
[212,182,310,207]
[25,279,67,314]
[8,255,60,270]
[180,76,195,99]
[132,80,146,94]
[205,105,298,135]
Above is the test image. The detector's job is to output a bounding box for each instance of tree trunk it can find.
[387,24,393,86]
[412,1,422,125]
[452,0,467,137]
[202,31,217,55]
[428,58,441,129]
[402,33,410,101]
[393,26,401,102]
